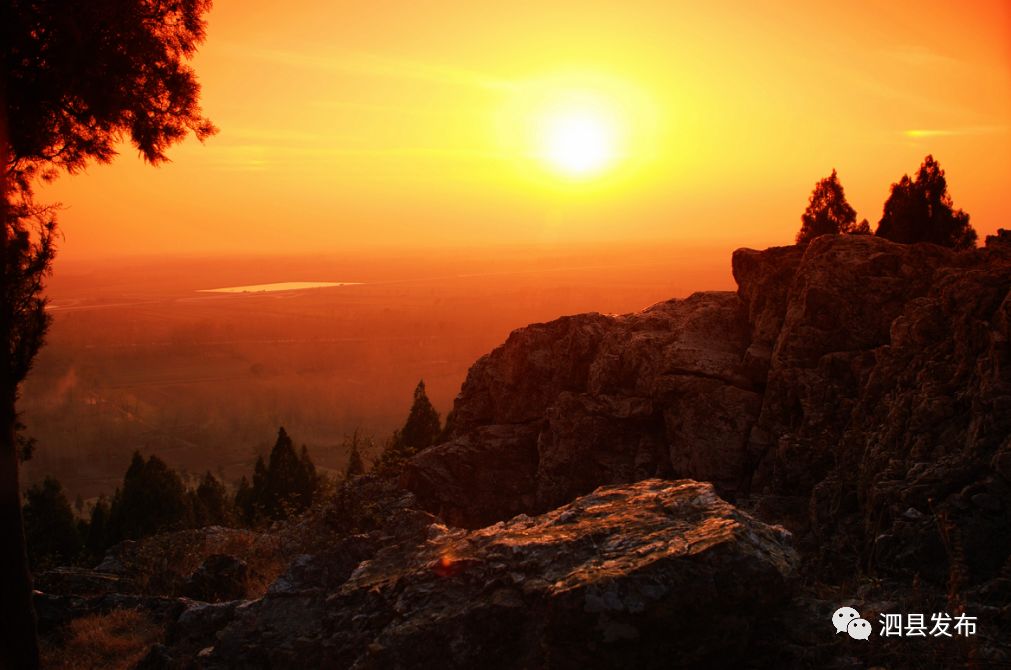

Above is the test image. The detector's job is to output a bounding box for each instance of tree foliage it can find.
[191,471,235,527]
[83,496,111,561]
[235,427,318,523]
[343,431,368,479]
[106,452,190,542]
[796,170,858,244]
[875,155,976,249]
[2,3,215,665]
[3,0,216,188]
[377,380,442,475]
[22,476,80,569]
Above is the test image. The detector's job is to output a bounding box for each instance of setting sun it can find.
[539,109,617,178]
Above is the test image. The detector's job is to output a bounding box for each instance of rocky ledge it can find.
[405,233,1011,588]
[139,479,796,669]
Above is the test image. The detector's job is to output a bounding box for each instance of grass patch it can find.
[40,609,163,670]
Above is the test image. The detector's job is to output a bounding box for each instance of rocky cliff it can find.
[405,233,1011,587]
[37,233,1011,668]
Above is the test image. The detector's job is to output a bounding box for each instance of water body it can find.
[199,281,362,293]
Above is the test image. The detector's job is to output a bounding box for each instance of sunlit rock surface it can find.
[189,479,797,669]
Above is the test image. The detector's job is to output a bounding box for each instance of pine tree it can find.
[400,381,442,453]
[265,427,302,518]
[241,428,318,522]
[344,431,367,479]
[2,3,215,661]
[377,380,442,475]
[107,452,190,542]
[296,445,318,510]
[84,496,111,560]
[876,155,976,249]
[192,471,234,527]
[796,169,858,244]
[234,476,255,526]
[22,477,81,569]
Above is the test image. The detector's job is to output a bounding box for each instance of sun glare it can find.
[540,110,616,178]
[497,72,658,188]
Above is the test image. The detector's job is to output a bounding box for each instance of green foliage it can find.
[235,427,318,523]
[23,477,81,569]
[796,170,859,244]
[876,155,977,249]
[377,380,442,476]
[107,452,191,542]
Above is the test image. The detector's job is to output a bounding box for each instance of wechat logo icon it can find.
[833,606,872,640]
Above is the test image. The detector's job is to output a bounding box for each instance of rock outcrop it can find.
[36,233,1011,668]
[406,234,1011,586]
[404,291,762,526]
[168,479,797,669]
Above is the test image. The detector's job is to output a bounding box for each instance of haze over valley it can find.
[21,243,730,500]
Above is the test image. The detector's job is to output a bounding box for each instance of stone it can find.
[183,554,248,603]
[200,479,798,669]
[405,291,760,527]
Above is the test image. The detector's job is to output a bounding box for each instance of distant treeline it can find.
[23,380,443,570]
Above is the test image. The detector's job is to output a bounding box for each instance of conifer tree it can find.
[2,3,215,661]
[344,432,367,479]
[377,381,442,475]
[107,452,190,542]
[239,428,318,522]
[22,477,81,569]
[84,496,111,561]
[796,170,858,244]
[192,471,234,527]
[876,155,976,249]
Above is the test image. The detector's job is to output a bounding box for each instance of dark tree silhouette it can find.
[377,380,443,475]
[83,496,111,561]
[875,155,976,249]
[1,3,214,664]
[796,169,858,244]
[264,427,304,518]
[237,428,318,523]
[191,471,234,527]
[400,381,442,452]
[107,452,190,542]
[344,431,367,479]
[234,476,254,526]
[22,476,80,570]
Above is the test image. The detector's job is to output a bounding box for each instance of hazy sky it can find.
[39,0,1011,260]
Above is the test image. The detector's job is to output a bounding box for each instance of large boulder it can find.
[182,554,248,603]
[196,479,797,669]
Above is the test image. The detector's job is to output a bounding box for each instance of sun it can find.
[495,71,659,187]
[539,110,617,178]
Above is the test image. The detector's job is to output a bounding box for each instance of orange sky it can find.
[38,0,1011,261]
